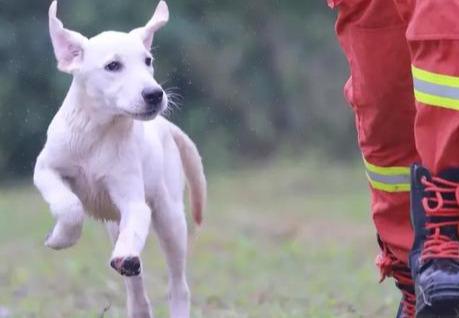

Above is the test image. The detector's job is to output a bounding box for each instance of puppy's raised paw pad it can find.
[110,256,141,277]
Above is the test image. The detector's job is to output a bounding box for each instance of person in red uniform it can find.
[328,0,459,317]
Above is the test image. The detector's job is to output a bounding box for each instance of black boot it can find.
[410,164,459,317]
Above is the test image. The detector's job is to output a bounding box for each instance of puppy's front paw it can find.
[45,220,82,250]
[110,256,141,276]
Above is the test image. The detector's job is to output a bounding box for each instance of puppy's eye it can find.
[105,61,122,72]
[145,57,152,67]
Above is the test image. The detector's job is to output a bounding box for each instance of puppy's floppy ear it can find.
[130,1,169,49]
[48,1,88,73]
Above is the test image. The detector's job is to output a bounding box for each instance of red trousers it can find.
[329,0,459,265]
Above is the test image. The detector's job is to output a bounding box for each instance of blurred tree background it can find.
[0,0,355,180]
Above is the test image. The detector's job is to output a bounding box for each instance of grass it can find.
[0,157,401,317]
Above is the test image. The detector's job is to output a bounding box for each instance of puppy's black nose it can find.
[142,88,163,106]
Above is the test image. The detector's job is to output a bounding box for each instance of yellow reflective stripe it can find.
[363,158,410,176]
[412,65,459,110]
[363,158,410,193]
[414,89,459,111]
[365,174,411,193]
[412,65,459,88]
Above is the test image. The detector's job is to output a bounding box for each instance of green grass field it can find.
[0,158,401,318]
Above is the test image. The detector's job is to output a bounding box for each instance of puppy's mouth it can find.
[123,109,159,121]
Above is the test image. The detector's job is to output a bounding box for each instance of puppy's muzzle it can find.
[142,88,164,113]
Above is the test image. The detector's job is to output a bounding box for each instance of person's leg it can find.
[396,0,459,316]
[329,0,419,316]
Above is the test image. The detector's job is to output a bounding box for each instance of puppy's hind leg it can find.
[106,222,153,318]
[152,187,190,318]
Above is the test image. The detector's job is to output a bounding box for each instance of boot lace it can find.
[420,176,459,262]
[375,245,415,318]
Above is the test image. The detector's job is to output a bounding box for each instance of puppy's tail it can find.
[170,124,207,225]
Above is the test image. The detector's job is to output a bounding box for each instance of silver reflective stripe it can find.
[366,170,410,186]
[413,78,459,100]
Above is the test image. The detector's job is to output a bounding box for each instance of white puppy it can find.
[33,1,206,317]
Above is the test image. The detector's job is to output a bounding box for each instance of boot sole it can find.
[417,286,459,318]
